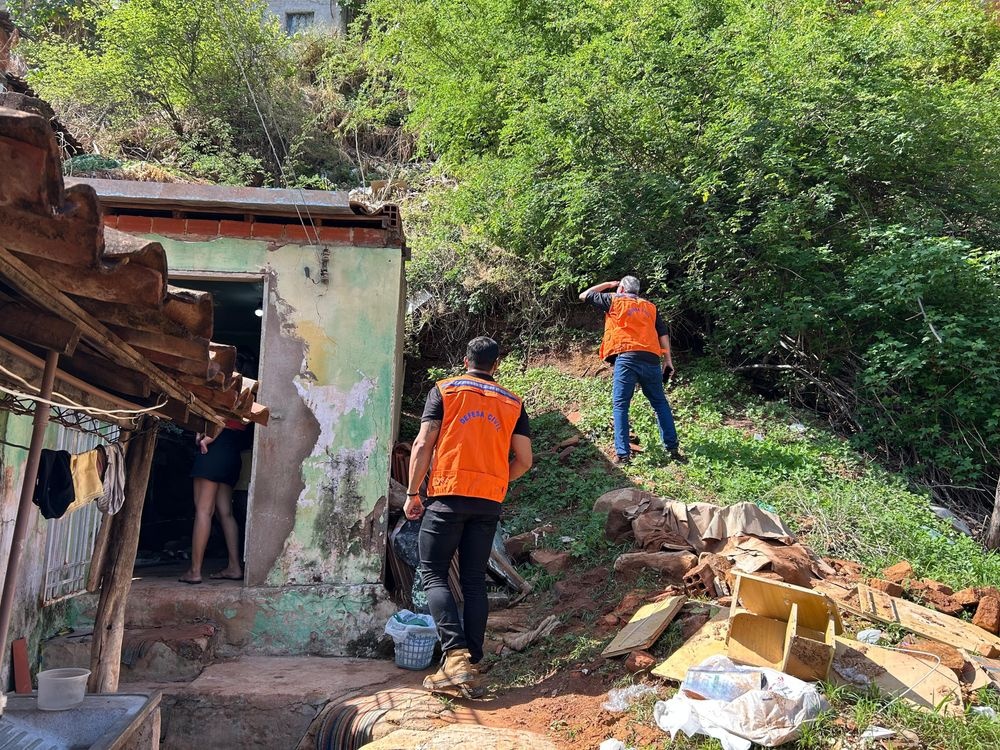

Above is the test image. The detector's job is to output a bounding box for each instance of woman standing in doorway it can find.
[178,417,250,584]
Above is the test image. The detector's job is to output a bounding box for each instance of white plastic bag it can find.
[384,609,437,644]
[601,684,658,713]
[653,656,828,750]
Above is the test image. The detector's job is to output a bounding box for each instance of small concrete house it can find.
[1,173,408,689]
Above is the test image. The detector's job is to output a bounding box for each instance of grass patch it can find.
[495,356,1000,589]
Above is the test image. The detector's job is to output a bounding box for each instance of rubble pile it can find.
[500,486,1000,747]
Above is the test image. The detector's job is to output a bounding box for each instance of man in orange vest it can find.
[580,276,686,465]
[404,336,533,697]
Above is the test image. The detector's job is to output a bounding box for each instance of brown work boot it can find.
[422,648,483,698]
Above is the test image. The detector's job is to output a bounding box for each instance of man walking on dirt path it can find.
[404,337,533,698]
[580,276,687,466]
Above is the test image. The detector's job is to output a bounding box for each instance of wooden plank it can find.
[86,510,114,593]
[832,636,963,717]
[857,583,1000,655]
[12,637,31,693]
[603,595,686,658]
[24,255,165,308]
[108,325,209,361]
[732,573,843,634]
[0,246,223,428]
[89,421,159,693]
[61,349,152,399]
[727,612,786,669]
[0,302,81,355]
[652,610,728,682]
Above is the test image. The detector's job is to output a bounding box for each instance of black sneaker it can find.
[615,454,632,466]
[669,449,689,464]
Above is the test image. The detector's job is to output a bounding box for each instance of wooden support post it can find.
[987,476,1000,550]
[88,418,159,693]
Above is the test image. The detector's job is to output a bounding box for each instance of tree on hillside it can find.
[365,0,1000,503]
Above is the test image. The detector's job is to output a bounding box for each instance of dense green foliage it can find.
[370,0,1000,490]
[16,0,407,185]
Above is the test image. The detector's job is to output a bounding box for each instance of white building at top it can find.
[266,0,358,34]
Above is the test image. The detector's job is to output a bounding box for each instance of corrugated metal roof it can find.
[70,177,355,219]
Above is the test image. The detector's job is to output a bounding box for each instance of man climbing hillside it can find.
[580,276,686,466]
[404,336,533,698]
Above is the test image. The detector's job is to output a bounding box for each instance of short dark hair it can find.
[466,336,500,369]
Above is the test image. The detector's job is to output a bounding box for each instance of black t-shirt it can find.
[585,292,668,364]
[420,372,531,515]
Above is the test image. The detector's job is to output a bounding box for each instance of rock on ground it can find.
[613,551,698,581]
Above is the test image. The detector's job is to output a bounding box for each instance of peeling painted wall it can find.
[156,236,404,587]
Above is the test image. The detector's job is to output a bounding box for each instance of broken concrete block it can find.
[973,597,1000,635]
[866,578,905,598]
[613,551,698,581]
[882,561,914,584]
[624,650,656,673]
[529,549,572,575]
[684,561,718,598]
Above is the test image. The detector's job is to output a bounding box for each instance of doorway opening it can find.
[134,278,264,584]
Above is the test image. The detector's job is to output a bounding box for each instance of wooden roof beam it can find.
[0,245,222,428]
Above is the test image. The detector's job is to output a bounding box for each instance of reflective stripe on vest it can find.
[599,295,664,361]
[428,375,523,503]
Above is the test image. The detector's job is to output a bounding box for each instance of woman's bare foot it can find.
[178,571,202,584]
[209,567,243,580]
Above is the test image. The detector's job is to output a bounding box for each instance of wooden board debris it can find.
[602,595,686,658]
[651,610,728,682]
[832,636,963,717]
[857,584,1000,656]
[727,574,839,681]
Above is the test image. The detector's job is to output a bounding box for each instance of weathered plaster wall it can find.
[156,236,404,588]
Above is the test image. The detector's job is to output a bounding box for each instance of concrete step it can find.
[41,623,221,683]
[128,656,426,750]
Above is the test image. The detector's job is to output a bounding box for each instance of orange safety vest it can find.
[428,374,524,503]
[598,295,664,361]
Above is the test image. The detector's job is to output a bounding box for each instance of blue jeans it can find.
[612,354,679,458]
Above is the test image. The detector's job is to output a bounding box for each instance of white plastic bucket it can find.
[37,667,90,710]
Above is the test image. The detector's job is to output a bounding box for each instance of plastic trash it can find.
[857,628,884,645]
[601,684,658,713]
[653,656,827,750]
[598,741,634,750]
[384,609,438,670]
[682,665,766,702]
[860,726,895,740]
[972,706,998,719]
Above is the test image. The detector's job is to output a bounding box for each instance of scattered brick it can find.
[625,650,657,673]
[598,614,620,628]
[973,597,1000,635]
[866,578,904,598]
[529,548,572,575]
[952,587,981,608]
[920,579,954,596]
[825,557,864,581]
[882,561,914,584]
[901,637,966,675]
[919,588,965,617]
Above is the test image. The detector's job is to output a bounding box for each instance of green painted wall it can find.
[154,236,403,587]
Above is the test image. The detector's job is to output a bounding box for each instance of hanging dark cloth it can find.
[32,449,75,519]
